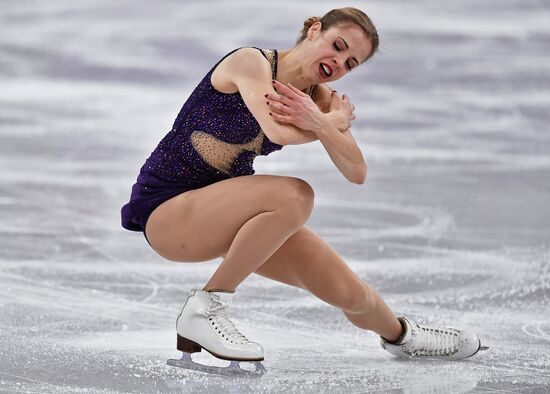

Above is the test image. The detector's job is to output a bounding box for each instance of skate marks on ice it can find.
[1,215,549,390]
[1,201,548,392]
[171,372,480,394]
[0,256,486,393]
[166,354,486,394]
[165,288,544,393]
[522,320,550,343]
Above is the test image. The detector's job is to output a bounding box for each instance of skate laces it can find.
[205,296,249,345]
[403,321,459,357]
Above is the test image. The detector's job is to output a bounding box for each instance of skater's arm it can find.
[268,81,367,184]
[266,83,347,145]
[227,48,322,146]
[316,113,367,184]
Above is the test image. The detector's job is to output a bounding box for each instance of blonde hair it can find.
[297,7,379,62]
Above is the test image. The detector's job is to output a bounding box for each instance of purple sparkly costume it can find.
[120,47,284,234]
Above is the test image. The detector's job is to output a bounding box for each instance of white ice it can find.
[1,0,549,393]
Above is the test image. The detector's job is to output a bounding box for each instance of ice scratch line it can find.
[0,370,60,390]
[0,272,167,315]
[522,322,550,342]
[64,210,161,308]
[536,322,550,340]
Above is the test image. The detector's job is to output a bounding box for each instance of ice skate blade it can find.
[167,353,266,378]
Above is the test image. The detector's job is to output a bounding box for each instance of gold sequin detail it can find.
[262,49,276,68]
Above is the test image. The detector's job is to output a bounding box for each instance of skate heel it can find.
[177,334,202,354]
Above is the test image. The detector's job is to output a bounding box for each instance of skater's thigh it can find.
[145,174,314,262]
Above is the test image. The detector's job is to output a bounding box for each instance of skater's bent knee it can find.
[280,178,315,221]
[336,281,373,314]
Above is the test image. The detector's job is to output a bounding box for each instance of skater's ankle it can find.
[382,317,407,344]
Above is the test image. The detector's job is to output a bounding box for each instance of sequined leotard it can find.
[120,47,284,233]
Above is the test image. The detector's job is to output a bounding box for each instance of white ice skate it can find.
[381,316,488,360]
[167,289,266,377]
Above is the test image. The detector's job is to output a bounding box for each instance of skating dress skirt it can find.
[121,47,285,233]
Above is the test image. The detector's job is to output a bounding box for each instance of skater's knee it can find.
[335,281,373,314]
[279,177,315,223]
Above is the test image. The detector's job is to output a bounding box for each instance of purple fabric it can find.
[121,47,283,232]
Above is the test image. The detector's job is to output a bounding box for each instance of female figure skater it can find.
[121,7,483,375]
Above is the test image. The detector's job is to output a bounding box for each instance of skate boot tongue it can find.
[208,290,235,304]
[204,290,235,316]
[203,290,249,344]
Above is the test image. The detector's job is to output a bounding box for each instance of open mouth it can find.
[319,63,333,79]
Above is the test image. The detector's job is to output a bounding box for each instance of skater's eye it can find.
[333,38,356,71]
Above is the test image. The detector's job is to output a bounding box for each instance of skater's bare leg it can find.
[145,174,314,291]
[145,174,399,340]
[253,226,403,342]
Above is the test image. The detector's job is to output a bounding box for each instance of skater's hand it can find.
[327,91,356,132]
[266,80,326,134]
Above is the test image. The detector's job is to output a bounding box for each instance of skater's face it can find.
[304,22,373,84]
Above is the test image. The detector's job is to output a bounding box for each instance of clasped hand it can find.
[266,80,355,134]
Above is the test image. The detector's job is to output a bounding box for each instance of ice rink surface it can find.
[1,0,549,392]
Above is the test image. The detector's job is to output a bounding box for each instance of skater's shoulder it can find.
[211,47,272,94]
[224,47,273,78]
